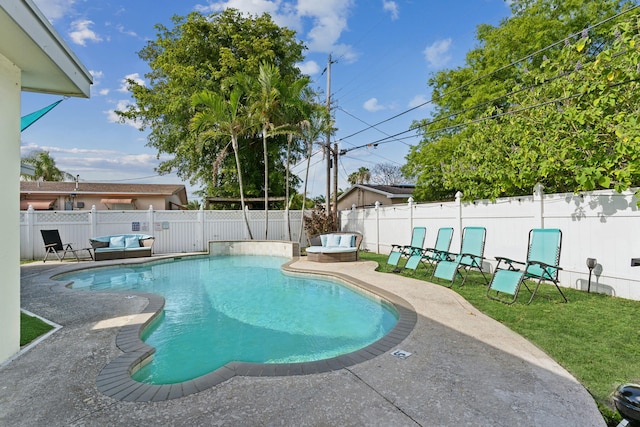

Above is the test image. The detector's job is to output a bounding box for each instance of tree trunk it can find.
[298,139,312,245]
[263,126,269,240]
[285,133,292,241]
[232,136,253,240]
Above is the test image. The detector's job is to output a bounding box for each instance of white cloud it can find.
[382,1,399,20]
[99,89,110,96]
[116,24,138,37]
[423,38,452,68]
[105,100,142,129]
[68,19,103,46]
[196,0,357,60]
[408,94,429,109]
[299,0,355,57]
[297,60,321,75]
[32,0,75,22]
[195,0,280,15]
[363,97,385,112]
[89,70,107,96]
[118,73,145,92]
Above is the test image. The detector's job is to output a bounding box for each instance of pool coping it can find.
[58,255,417,402]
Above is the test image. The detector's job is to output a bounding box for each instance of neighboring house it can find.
[337,184,415,211]
[20,182,188,210]
[1,0,92,364]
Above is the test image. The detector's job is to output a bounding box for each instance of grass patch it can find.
[20,312,54,346]
[361,251,638,426]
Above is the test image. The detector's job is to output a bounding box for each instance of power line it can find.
[336,4,640,147]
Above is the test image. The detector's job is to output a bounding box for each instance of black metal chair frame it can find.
[41,229,93,262]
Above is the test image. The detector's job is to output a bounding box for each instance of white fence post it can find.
[408,196,414,230]
[148,205,155,238]
[90,205,97,238]
[455,191,463,238]
[533,183,545,228]
[26,206,35,260]
[375,201,380,254]
[198,204,205,251]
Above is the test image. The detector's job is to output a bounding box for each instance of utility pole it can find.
[324,54,336,219]
[332,142,339,224]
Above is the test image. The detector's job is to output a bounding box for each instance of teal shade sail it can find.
[20,99,63,132]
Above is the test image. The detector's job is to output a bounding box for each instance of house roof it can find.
[338,184,415,201]
[0,0,92,96]
[20,182,188,204]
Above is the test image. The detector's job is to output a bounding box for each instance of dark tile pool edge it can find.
[87,256,417,402]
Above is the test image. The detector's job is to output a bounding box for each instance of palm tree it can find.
[21,150,74,181]
[191,85,255,239]
[298,108,332,244]
[348,167,371,185]
[281,80,312,240]
[250,63,283,239]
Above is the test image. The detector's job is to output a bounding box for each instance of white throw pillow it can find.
[339,234,355,247]
[109,235,125,248]
[326,234,341,247]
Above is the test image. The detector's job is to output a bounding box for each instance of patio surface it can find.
[1,256,605,426]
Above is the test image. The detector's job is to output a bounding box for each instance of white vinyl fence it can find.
[21,205,305,260]
[339,186,640,300]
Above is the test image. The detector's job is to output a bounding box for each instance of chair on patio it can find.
[432,226,488,287]
[487,228,566,304]
[386,226,426,271]
[41,229,93,262]
[403,227,454,274]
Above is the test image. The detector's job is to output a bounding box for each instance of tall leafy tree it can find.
[116,9,306,200]
[404,0,632,201]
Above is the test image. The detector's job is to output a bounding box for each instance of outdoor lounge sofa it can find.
[90,234,155,261]
[306,231,362,262]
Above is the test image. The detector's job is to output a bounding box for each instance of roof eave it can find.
[0,0,92,97]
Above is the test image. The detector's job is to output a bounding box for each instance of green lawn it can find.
[361,251,638,426]
[20,312,54,346]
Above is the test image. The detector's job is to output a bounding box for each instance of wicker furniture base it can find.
[307,250,357,263]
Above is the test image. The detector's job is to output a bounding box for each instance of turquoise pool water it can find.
[62,255,398,384]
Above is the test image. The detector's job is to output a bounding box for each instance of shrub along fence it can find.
[21,205,304,261]
[340,185,640,301]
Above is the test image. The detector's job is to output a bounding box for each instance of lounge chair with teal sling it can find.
[487,228,566,304]
[403,227,454,274]
[386,226,426,271]
[432,226,488,287]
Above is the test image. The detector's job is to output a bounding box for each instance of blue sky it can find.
[23,0,512,202]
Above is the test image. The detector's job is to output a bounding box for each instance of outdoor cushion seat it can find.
[306,232,362,262]
[90,234,155,261]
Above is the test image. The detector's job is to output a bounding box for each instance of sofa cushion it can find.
[320,235,328,247]
[339,234,355,248]
[124,236,141,248]
[306,246,356,254]
[109,235,126,248]
[326,234,341,247]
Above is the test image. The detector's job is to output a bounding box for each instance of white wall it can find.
[340,188,640,300]
[1,53,21,363]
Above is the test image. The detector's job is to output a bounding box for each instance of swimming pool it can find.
[62,255,398,384]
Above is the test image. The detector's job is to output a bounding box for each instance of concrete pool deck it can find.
[2,256,605,426]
